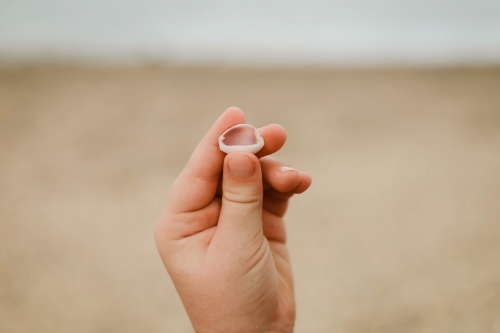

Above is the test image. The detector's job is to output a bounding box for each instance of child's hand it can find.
[155,107,312,333]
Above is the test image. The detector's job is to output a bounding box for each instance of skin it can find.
[155,107,312,333]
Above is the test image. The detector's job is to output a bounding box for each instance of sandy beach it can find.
[1,66,500,332]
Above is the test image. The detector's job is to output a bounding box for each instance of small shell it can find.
[218,124,265,154]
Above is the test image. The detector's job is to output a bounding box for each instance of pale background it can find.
[1,2,500,333]
[1,0,500,66]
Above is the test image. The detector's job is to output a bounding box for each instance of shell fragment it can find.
[218,124,265,154]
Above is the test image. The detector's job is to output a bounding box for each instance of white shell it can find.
[218,124,265,154]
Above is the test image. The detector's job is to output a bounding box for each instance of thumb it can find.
[217,152,264,244]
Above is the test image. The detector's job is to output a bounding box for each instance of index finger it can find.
[166,107,245,214]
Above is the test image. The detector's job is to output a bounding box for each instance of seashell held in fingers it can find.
[218,124,265,154]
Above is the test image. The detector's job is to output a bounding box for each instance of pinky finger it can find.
[293,172,312,194]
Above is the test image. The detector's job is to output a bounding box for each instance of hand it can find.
[155,107,312,333]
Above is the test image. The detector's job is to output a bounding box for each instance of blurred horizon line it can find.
[2,50,500,70]
[2,59,500,70]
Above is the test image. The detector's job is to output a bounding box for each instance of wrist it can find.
[194,322,294,333]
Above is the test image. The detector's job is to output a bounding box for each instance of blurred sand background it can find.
[1,66,500,333]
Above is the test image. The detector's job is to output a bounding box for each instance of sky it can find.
[1,0,500,66]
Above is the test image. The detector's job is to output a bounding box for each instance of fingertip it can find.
[266,123,287,139]
[293,172,312,194]
[224,151,261,179]
[256,124,287,157]
[260,156,303,193]
[275,167,301,192]
[223,106,245,121]
[225,151,260,163]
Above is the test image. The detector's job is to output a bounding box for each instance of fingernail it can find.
[279,166,296,173]
[228,154,255,178]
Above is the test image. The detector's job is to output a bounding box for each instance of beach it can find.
[1,66,500,332]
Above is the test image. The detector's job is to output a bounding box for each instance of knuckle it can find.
[223,186,261,205]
